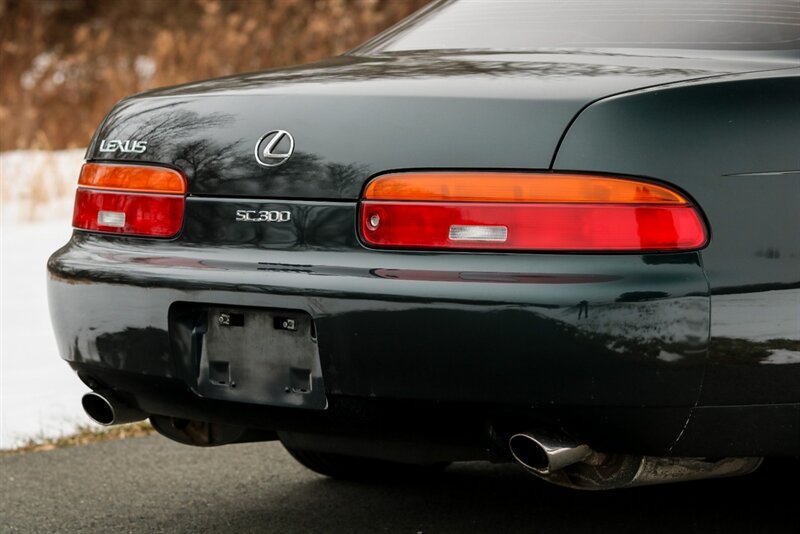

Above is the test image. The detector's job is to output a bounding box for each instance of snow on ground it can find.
[712,289,800,342]
[1,149,97,449]
[1,148,84,225]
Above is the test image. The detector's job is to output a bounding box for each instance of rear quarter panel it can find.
[553,68,800,406]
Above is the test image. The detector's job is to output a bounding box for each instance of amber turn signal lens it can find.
[78,162,186,194]
[364,172,687,204]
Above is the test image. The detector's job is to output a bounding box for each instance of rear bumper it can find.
[48,232,797,456]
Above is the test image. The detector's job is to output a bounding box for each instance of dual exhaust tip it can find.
[508,432,593,475]
[81,390,147,426]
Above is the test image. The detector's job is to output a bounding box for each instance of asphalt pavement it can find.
[1,435,796,533]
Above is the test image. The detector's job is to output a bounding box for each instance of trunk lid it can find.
[87,50,794,199]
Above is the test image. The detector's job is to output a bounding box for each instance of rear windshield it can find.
[358,0,800,53]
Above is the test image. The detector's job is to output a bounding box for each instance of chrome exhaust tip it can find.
[508,432,593,475]
[81,391,147,426]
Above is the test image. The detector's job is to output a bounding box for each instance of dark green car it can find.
[48,0,799,489]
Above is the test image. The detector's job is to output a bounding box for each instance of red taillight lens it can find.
[72,163,186,237]
[73,189,185,237]
[360,173,707,252]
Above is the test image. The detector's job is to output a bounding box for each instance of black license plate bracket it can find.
[191,306,326,410]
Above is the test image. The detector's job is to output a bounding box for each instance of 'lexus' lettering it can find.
[235,210,292,223]
[99,139,148,154]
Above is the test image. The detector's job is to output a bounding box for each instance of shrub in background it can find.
[0,0,429,151]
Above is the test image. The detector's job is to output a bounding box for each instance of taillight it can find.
[360,172,707,252]
[72,163,186,237]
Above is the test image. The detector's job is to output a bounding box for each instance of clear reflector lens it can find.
[97,210,126,228]
[449,225,508,242]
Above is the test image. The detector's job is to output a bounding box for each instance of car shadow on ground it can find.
[159,457,799,533]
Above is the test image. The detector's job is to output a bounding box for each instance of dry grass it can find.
[0,0,430,151]
[1,421,156,456]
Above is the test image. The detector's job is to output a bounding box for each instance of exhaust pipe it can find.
[508,431,594,474]
[81,390,147,426]
[508,430,762,490]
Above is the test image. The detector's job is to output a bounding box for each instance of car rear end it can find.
[48,0,800,489]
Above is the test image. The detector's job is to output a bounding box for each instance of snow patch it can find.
[1,149,85,225]
[657,351,684,363]
[761,349,800,365]
[1,149,99,449]
[712,290,800,342]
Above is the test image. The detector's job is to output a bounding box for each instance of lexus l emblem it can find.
[255,130,295,167]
